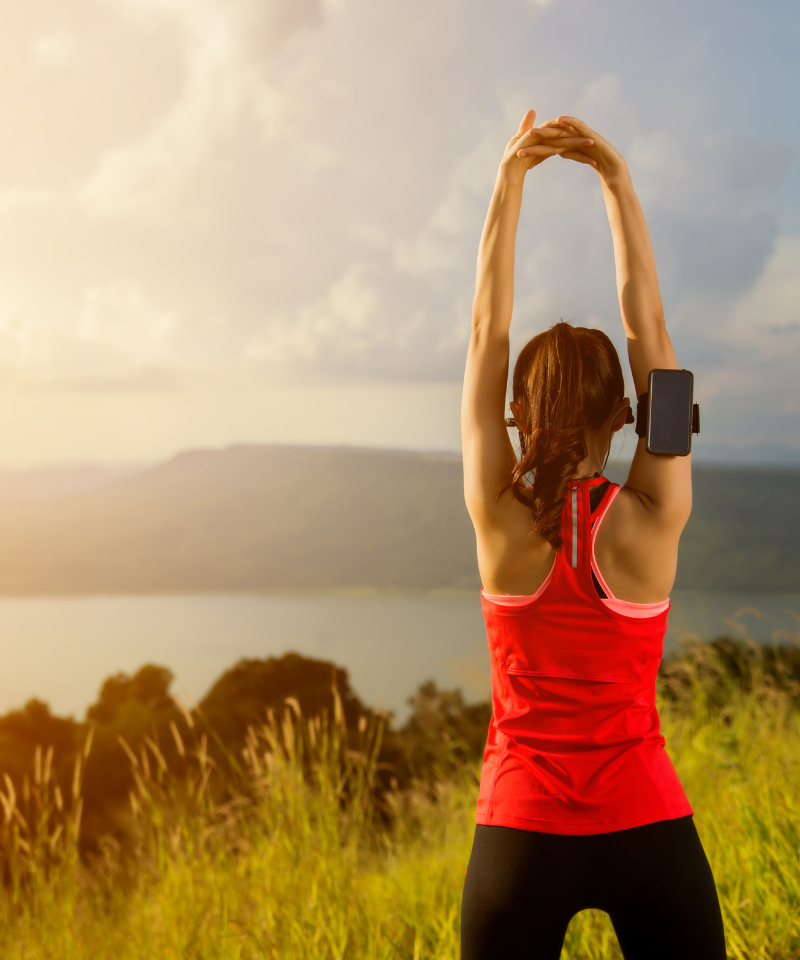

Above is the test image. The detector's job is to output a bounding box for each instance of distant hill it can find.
[676,465,800,593]
[0,462,146,505]
[0,444,794,594]
[0,446,478,594]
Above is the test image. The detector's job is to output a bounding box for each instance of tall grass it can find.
[0,641,798,958]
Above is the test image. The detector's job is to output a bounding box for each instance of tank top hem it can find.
[475,801,694,836]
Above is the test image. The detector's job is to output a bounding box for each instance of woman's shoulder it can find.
[472,486,557,595]
[594,480,686,603]
[600,479,688,538]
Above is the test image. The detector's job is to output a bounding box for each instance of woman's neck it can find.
[574,432,607,479]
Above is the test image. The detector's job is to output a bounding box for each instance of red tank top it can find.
[476,476,693,835]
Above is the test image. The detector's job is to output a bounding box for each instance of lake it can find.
[1,591,798,724]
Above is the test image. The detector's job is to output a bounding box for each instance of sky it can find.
[0,0,798,466]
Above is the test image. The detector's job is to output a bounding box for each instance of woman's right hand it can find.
[500,109,595,181]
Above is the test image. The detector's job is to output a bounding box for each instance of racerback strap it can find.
[562,478,617,573]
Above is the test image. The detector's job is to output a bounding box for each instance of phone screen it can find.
[648,370,693,456]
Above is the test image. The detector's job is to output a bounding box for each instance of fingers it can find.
[516,124,590,147]
[556,116,596,138]
[537,116,581,133]
[517,137,593,158]
[526,125,577,140]
[516,109,536,136]
[507,113,604,172]
[559,150,598,167]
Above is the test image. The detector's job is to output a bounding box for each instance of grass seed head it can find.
[72,755,82,802]
[172,694,195,730]
[4,773,17,814]
[83,726,95,760]
[140,747,151,782]
[117,736,139,770]
[144,735,168,774]
[169,721,186,758]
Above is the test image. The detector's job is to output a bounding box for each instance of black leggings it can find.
[461,817,726,959]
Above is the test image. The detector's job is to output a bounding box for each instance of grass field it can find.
[0,641,798,959]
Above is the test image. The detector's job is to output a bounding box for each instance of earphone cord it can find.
[600,403,632,476]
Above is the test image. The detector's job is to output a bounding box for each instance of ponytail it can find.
[509,322,625,549]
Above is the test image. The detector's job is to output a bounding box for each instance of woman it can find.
[459,111,727,959]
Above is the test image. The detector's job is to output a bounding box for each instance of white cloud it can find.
[79,0,250,215]
[79,281,179,361]
[30,29,78,72]
[728,236,800,354]
[246,262,383,365]
[0,315,48,371]
[79,0,325,216]
[0,0,797,461]
[393,132,498,278]
[0,275,184,390]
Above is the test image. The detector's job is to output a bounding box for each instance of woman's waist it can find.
[487,707,665,758]
[489,678,662,743]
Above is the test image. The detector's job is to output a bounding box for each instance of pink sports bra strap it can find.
[482,479,669,618]
[589,484,621,599]
[590,483,670,616]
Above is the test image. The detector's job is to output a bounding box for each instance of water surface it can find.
[0,591,797,723]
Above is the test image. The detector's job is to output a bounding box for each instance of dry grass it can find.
[0,641,797,957]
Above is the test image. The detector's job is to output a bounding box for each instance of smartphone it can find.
[641,369,695,456]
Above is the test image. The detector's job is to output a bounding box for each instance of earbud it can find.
[602,403,633,474]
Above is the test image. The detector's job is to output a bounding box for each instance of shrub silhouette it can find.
[0,639,794,859]
[199,652,368,747]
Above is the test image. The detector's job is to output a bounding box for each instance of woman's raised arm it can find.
[555,116,691,530]
[461,111,593,527]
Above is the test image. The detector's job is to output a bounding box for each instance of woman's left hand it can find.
[551,116,628,184]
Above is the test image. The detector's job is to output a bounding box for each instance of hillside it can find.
[0,446,478,594]
[0,462,145,505]
[676,465,800,592]
[0,445,794,594]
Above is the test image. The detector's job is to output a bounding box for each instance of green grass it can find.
[0,647,799,958]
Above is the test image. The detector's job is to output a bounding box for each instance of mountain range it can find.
[0,445,795,594]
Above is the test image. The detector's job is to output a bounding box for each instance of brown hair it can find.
[509,322,625,549]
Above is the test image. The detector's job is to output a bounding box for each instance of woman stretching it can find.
[459,111,727,959]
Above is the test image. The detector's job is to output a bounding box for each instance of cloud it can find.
[0,280,185,391]
[393,132,500,279]
[79,281,179,361]
[30,29,78,72]
[728,237,800,356]
[79,2,243,215]
[76,0,326,216]
[0,0,798,461]
[246,262,382,365]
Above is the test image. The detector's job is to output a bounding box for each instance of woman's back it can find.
[477,476,692,835]
[478,466,689,605]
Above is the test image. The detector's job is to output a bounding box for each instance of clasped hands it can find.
[500,109,627,183]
